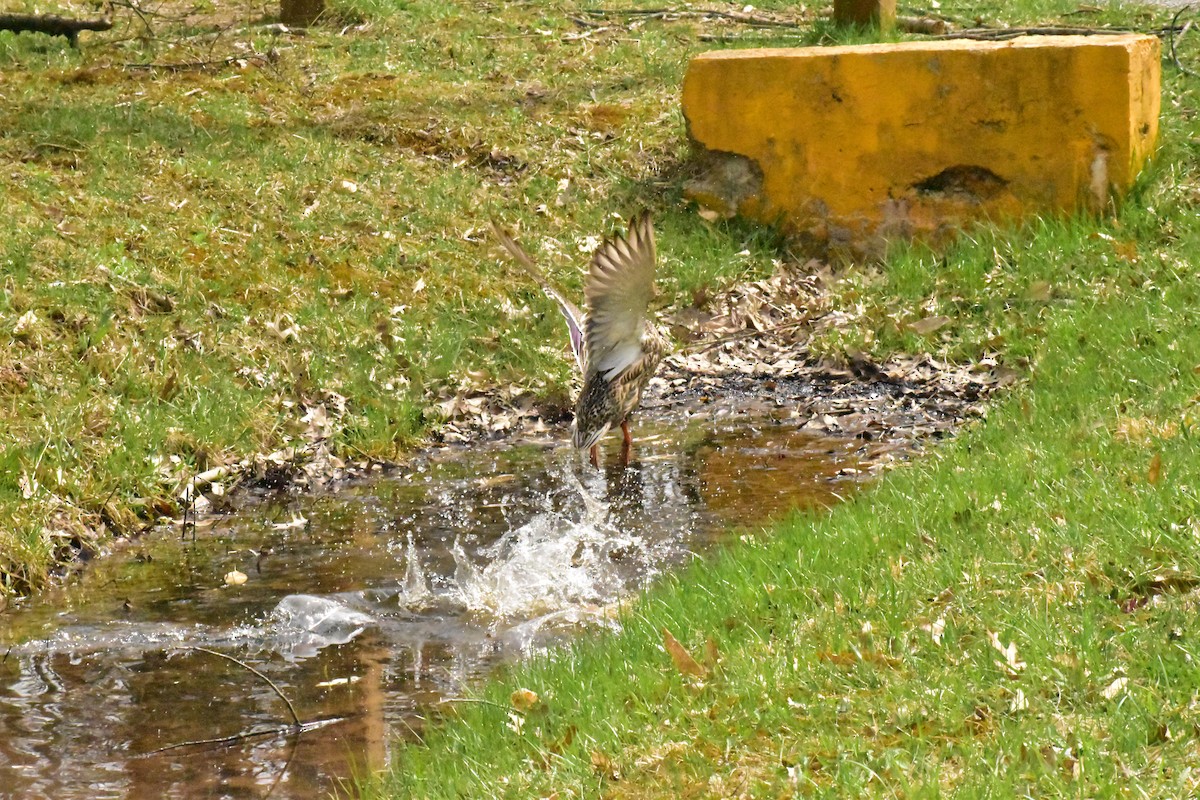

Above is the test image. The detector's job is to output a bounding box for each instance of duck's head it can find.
[570,419,609,451]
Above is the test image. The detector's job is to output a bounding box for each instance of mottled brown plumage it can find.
[492,212,666,464]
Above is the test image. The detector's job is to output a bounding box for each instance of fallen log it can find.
[0,13,113,46]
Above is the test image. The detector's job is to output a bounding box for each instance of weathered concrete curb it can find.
[683,34,1161,256]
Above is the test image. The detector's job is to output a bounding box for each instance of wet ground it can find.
[0,393,916,800]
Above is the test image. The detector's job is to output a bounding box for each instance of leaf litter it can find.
[426,257,1014,464]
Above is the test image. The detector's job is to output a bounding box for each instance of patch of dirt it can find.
[324,111,528,181]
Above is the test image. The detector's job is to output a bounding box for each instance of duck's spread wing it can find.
[583,211,656,382]
[490,218,585,371]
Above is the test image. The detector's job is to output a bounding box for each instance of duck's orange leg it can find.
[589,444,599,468]
[620,420,632,466]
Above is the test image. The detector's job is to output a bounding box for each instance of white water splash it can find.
[269,594,373,638]
[401,531,432,606]
[1,599,371,661]
[265,594,375,659]
[446,473,654,622]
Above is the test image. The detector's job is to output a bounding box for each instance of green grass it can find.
[0,0,802,595]
[374,206,1200,794]
[5,0,1200,792]
[339,2,1200,798]
[376,206,1200,787]
[381,209,1200,791]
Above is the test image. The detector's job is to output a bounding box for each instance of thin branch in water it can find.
[138,723,294,756]
[191,646,302,728]
[138,716,344,758]
[262,723,301,800]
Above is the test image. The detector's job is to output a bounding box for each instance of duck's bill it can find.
[571,421,610,451]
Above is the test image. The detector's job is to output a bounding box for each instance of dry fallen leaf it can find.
[547,724,576,754]
[703,637,720,670]
[988,631,1026,677]
[272,514,309,530]
[13,310,38,338]
[1148,452,1162,485]
[590,750,620,780]
[315,676,361,688]
[663,628,708,678]
[909,315,951,336]
[1102,676,1129,700]
[1111,239,1138,263]
[1116,416,1178,443]
[922,616,946,646]
[1026,280,1053,302]
[510,688,539,712]
[817,649,900,668]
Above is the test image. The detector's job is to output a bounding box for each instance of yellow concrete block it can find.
[682,35,1161,255]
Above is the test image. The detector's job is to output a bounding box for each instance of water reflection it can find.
[0,408,883,799]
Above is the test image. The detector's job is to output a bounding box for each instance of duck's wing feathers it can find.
[583,211,656,382]
[490,218,585,371]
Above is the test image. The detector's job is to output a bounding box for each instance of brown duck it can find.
[492,212,667,466]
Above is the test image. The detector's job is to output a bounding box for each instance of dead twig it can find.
[1168,5,1198,78]
[137,715,344,757]
[584,7,806,29]
[932,25,1137,40]
[121,51,275,72]
[136,644,351,762]
[191,646,302,728]
[138,724,295,755]
[108,0,155,39]
[262,725,301,799]
[697,31,808,43]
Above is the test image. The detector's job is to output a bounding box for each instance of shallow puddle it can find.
[0,403,894,799]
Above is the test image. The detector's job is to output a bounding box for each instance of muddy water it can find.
[0,405,888,800]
